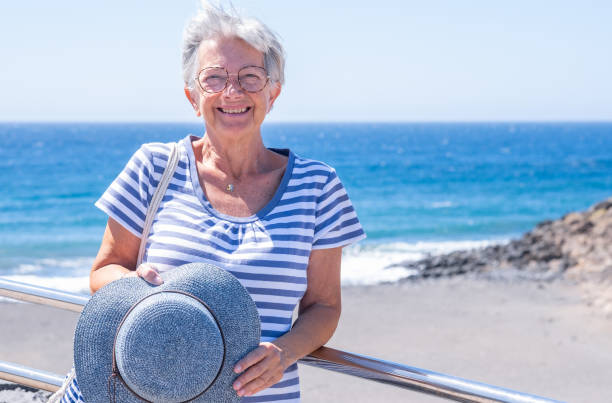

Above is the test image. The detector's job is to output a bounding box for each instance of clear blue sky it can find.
[2,0,611,122]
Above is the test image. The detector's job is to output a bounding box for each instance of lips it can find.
[217,107,251,114]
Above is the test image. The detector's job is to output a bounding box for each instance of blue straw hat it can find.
[73,263,261,402]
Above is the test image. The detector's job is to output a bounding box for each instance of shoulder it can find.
[134,141,177,170]
[292,153,337,179]
[138,141,175,161]
[285,153,344,200]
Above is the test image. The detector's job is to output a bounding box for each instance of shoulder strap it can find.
[136,143,179,267]
[46,368,76,402]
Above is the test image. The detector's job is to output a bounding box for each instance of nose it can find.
[223,75,244,96]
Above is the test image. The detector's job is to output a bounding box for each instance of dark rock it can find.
[591,199,612,211]
[392,196,612,289]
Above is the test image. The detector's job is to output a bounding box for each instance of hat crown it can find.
[115,291,225,402]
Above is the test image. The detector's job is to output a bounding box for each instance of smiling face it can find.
[186,37,281,140]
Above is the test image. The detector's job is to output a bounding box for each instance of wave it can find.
[7,257,94,275]
[1,274,91,297]
[429,201,455,209]
[340,239,507,285]
[0,257,93,298]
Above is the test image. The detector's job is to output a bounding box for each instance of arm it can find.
[232,246,342,397]
[89,217,162,294]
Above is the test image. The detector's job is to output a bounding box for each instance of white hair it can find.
[182,1,286,89]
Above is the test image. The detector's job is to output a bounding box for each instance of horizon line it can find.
[1,119,612,125]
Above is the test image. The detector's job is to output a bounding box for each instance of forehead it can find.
[197,37,264,70]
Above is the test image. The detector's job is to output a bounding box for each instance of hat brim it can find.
[74,263,261,403]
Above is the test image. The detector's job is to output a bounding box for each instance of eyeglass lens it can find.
[198,66,268,93]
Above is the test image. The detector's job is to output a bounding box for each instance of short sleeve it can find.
[312,169,366,249]
[94,145,157,238]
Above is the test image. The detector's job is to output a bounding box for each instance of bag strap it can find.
[46,368,76,403]
[48,143,180,403]
[136,142,179,267]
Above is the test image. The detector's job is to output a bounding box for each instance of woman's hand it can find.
[232,342,293,397]
[125,263,163,285]
[231,247,343,397]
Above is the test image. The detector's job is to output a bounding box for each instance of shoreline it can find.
[2,277,611,402]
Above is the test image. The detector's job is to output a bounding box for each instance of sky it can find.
[1,0,611,122]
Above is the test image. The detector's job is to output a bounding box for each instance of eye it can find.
[241,74,260,82]
[206,75,225,80]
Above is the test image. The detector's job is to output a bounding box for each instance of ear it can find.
[266,83,282,113]
[184,86,201,117]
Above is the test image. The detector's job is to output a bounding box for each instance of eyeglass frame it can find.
[195,65,271,94]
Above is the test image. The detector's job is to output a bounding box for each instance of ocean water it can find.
[1,122,611,293]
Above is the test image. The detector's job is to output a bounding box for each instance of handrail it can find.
[0,277,564,402]
[0,277,88,312]
[0,361,63,392]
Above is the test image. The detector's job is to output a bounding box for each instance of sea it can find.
[1,122,611,295]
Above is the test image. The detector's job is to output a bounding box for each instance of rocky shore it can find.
[0,382,50,402]
[391,196,612,313]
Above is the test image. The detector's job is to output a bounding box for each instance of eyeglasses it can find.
[196,66,270,93]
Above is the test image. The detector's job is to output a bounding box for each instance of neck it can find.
[198,129,268,181]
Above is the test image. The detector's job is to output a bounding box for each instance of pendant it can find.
[226,184,235,192]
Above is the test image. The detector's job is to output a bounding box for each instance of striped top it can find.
[64,135,365,403]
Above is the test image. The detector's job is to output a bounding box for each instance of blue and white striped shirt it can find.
[64,135,365,402]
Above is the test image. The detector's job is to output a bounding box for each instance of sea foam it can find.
[341,239,506,285]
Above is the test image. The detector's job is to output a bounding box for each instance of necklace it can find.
[226,184,235,192]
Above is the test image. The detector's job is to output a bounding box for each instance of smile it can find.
[218,107,251,114]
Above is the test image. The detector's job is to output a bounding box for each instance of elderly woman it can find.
[60,2,364,402]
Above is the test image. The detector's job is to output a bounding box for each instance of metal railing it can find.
[0,277,564,402]
[0,361,63,392]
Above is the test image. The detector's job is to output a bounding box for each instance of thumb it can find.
[137,263,164,286]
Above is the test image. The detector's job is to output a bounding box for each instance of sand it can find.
[1,277,611,402]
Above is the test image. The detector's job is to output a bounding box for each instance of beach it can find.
[2,277,610,403]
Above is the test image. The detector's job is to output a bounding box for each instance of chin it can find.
[211,121,256,137]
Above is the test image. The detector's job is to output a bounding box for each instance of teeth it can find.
[221,107,248,114]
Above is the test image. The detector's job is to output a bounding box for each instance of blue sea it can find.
[1,122,611,293]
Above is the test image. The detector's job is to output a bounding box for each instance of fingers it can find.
[233,343,286,397]
[234,356,283,397]
[136,263,163,285]
[234,345,268,374]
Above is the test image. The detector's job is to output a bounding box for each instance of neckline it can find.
[182,134,294,224]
